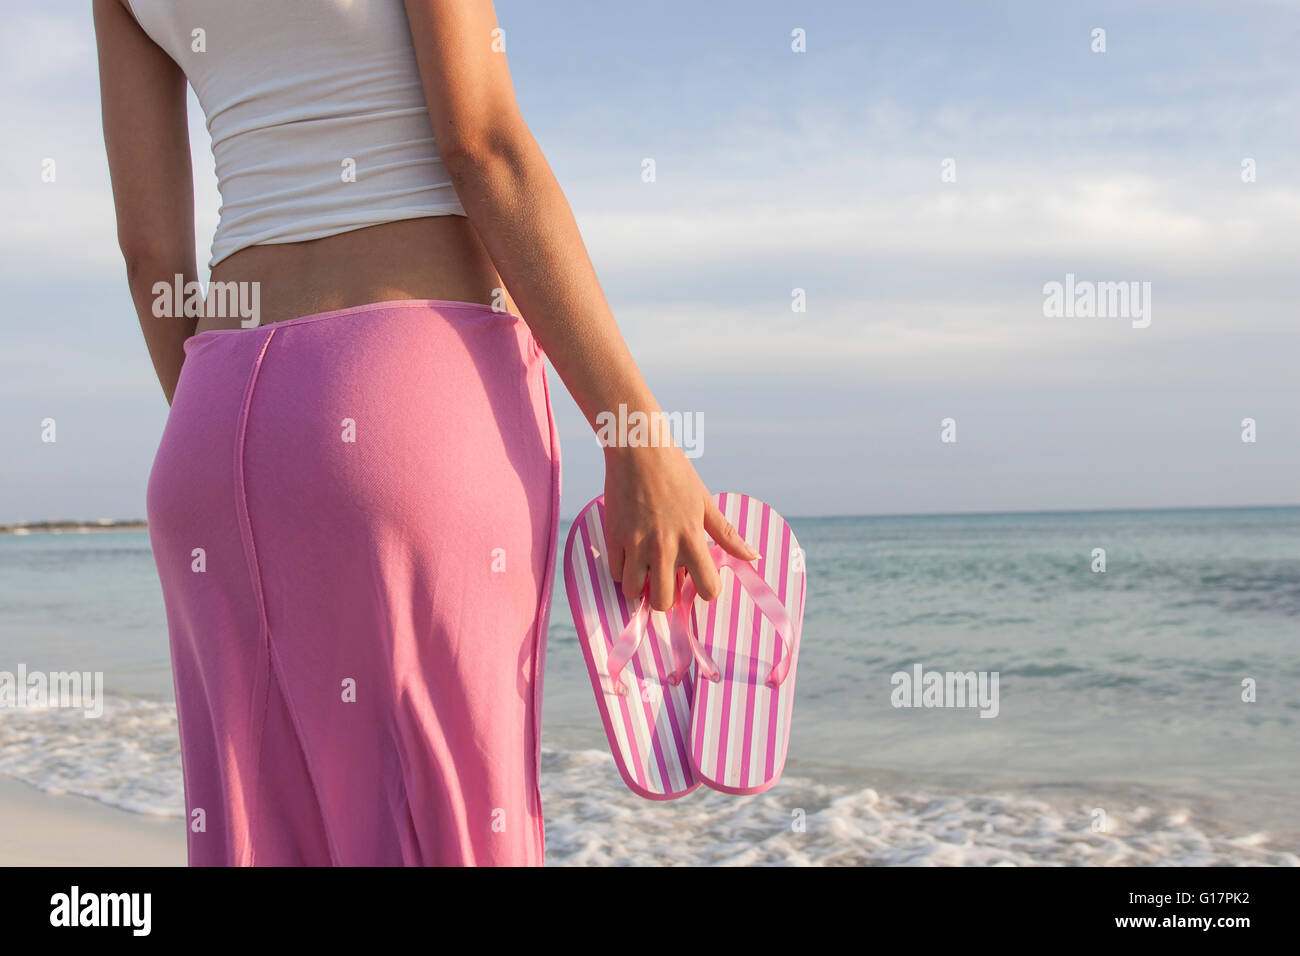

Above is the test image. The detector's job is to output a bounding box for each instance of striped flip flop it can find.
[564,496,701,800]
[681,492,806,795]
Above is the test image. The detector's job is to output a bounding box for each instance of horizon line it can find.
[4,501,1299,531]
[776,502,1300,521]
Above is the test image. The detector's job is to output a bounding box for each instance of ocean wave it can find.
[0,695,183,816]
[1,700,1294,865]
[541,751,1297,866]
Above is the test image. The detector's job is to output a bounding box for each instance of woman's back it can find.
[124,0,509,329]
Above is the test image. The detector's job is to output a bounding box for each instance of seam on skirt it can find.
[233,326,343,866]
[265,626,344,865]
[529,362,562,865]
[232,328,277,866]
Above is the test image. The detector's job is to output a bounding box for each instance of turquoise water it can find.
[1,507,1297,863]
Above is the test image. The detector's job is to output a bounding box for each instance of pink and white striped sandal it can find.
[564,496,701,800]
[680,492,806,795]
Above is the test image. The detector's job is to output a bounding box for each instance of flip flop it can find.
[680,492,806,795]
[564,495,701,800]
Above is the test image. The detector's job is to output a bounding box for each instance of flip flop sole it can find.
[688,492,806,795]
[564,496,701,800]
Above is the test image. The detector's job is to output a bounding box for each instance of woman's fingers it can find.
[615,531,724,610]
[681,533,722,602]
[648,544,676,611]
[619,546,647,601]
[606,540,625,584]
[703,500,759,561]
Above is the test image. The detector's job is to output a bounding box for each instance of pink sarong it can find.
[146,299,561,866]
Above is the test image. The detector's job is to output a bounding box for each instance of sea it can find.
[1,506,1296,865]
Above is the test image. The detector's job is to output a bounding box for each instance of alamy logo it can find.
[594,403,704,459]
[1042,273,1151,328]
[152,274,261,328]
[0,664,103,718]
[890,663,1000,718]
[49,886,151,936]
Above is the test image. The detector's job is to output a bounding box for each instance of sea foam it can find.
[1,698,1294,866]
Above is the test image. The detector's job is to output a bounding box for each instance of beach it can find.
[0,776,183,867]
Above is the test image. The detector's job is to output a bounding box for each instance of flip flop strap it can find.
[607,546,797,693]
[606,592,651,697]
[679,544,796,688]
[667,576,708,684]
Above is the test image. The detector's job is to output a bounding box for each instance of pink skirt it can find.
[146,299,561,866]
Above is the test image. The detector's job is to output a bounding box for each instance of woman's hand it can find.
[602,443,760,612]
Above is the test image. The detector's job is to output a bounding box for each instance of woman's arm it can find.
[93,0,197,404]
[404,0,756,610]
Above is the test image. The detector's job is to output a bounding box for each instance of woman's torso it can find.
[123,0,513,332]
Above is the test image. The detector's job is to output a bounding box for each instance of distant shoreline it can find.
[3,504,1298,532]
[0,520,147,535]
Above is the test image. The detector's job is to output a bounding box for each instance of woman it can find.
[94,0,757,866]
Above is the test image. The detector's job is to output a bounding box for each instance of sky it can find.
[1,0,1297,522]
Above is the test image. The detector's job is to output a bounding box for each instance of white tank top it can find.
[125,0,467,268]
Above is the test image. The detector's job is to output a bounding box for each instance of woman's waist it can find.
[198,216,517,334]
